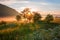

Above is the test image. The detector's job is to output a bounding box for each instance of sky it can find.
[0,0,60,16]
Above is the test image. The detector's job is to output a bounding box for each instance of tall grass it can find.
[0,21,60,40]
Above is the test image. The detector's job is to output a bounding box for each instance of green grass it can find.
[0,21,60,40]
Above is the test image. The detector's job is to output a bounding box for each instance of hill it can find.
[0,4,19,17]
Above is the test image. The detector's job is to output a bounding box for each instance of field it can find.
[0,20,60,40]
[53,18,60,24]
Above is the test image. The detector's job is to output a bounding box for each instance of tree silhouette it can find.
[0,21,6,25]
[16,15,21,21]
[45,14,54,23]
[21,8,30,18]
[33,12,42,22]
[21,8,33,21]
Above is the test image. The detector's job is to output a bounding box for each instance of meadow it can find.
[0,20,60,40]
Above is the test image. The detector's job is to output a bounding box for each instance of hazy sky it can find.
[0,0,60,13]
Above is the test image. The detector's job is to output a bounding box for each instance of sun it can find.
[28,12,31,15]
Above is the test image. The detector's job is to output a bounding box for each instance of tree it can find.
[0,21,6,25]
[16,15,21,21]
[45,14,54,23]
[21,8,33,21]
[33,12,42,22]
[22,8,30,18]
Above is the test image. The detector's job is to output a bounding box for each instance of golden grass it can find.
[53,18,60,23]
[0,26,19,34]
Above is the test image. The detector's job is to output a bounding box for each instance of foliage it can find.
[16,15,21,21]
[0,21,6,25]
[0,21,60,40]
[33,12,42,22]
[45,14,54,23]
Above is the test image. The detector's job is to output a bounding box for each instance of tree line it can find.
[16,8,54,23]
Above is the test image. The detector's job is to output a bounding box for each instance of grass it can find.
[0,21,60,40]
[53,18,60,24]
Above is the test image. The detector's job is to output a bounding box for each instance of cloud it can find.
[0,1,13,5]
[0,0,60,12]
[9,1,60,11]
[16,0,28,1]
[0,0,30,5]
[0,0,15,1]
[0,0,28,1]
